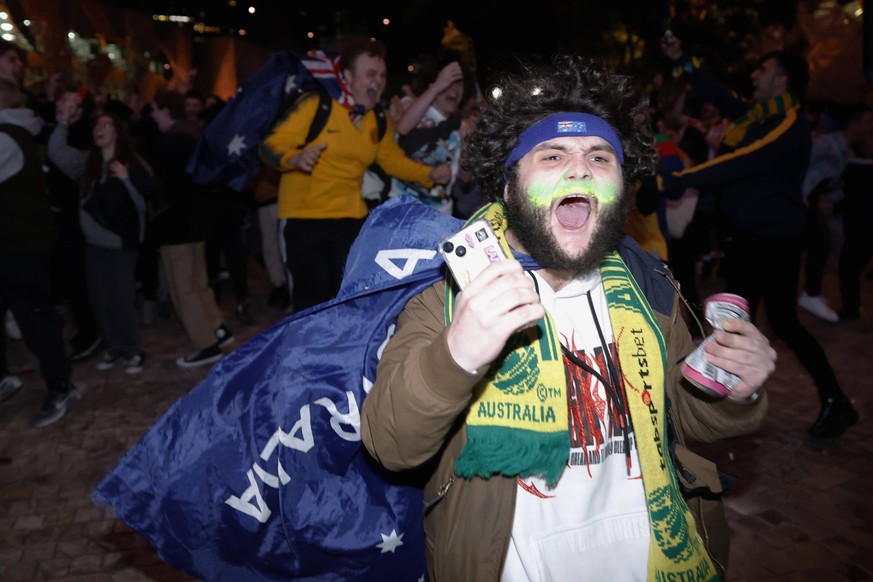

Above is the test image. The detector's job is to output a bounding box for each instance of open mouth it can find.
[555,195,592,230]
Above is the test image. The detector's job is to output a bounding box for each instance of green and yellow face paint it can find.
[526,172,619,209]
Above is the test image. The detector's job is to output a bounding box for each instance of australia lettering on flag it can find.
[92,197,469,581]
[185,50,348,192]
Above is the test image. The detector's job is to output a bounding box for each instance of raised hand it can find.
[446,260,544,373]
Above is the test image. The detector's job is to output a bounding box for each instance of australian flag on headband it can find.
[92,196,467,581]
[185,49,354,192]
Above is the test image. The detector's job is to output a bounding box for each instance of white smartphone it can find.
[438,219,508,289]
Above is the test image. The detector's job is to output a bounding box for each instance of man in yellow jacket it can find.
[261,37,450,311]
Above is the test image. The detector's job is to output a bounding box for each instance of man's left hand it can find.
[703,318,776,399]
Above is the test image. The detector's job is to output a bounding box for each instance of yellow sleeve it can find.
[374,116,434,187]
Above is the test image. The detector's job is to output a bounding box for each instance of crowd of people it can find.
[0,32,867,431]
[1,23,870,580]
[0,36,483,427]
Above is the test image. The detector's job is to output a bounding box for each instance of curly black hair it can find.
[464,54,657,201]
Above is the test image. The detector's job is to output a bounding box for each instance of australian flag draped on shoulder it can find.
[185,49,354,192]
[92,197,464,581]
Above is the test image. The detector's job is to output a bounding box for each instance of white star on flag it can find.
[227,135,247,156]
[376,529,404,554]
[284,74,300,95]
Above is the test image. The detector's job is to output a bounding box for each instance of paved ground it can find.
[1,260,871,581]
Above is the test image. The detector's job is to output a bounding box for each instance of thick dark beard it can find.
[504,178,632,274]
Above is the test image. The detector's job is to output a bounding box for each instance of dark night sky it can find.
[107,0,817,89]
[109,0,673,78]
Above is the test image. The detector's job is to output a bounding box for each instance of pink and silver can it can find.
[681,293,751,397]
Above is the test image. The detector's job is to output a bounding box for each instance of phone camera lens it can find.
[456,246,467,257]
[442,242,454,253]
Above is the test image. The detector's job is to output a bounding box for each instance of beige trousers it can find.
[160,241,225,350]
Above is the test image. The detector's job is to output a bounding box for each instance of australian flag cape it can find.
[92,196,491,581]
[185,49,352,192]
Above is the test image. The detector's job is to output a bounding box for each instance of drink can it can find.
[681,293,751,397]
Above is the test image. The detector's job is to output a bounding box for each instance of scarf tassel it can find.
[455,426,569,486]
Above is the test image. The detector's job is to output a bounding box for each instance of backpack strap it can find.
[304,88,332,145]
[373,104,387,141]
[293,88,385,146]
[272,85,332,150]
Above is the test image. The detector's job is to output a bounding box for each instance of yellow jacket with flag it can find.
[260,92,434,220]
[361,236,768,581]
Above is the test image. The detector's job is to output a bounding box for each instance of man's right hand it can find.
[433,61,463,92]
[287,142,327,173]
[446,260,544,374]
[428,162,452,185]
[54,92,82,124]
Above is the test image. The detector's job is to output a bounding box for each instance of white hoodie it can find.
[0,107,42,183]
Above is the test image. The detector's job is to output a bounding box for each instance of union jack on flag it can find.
[299,51,357,113]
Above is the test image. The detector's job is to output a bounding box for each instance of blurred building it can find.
[1,0,868,109]
[1,0,273,104]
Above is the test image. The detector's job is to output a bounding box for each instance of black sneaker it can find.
[807,397,859,440]
[69,336,103,362]
[215,324,235,348]
[29,385,81,428]
[176,344,223,368]
[124,352,145,374]
[95,350,123,371]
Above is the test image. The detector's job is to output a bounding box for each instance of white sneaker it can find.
[95,350,123,371]
[124,353,145,374]
[798,292,839,323]
[5,311,22,340]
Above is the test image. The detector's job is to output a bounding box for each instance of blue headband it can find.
[503,112,625,173]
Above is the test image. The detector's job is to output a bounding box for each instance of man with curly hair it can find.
[362,54,777,581]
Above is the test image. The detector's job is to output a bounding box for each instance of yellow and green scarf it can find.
[444,202,718,581]
[721,92,799,149]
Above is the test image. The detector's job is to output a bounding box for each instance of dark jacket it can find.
[148,120,212,245]
[669,56,811,238]
[80,162,156,249]
[0,122,55,252]
[362,236,768,581]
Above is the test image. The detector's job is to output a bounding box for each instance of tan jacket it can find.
[362,250,767,581]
